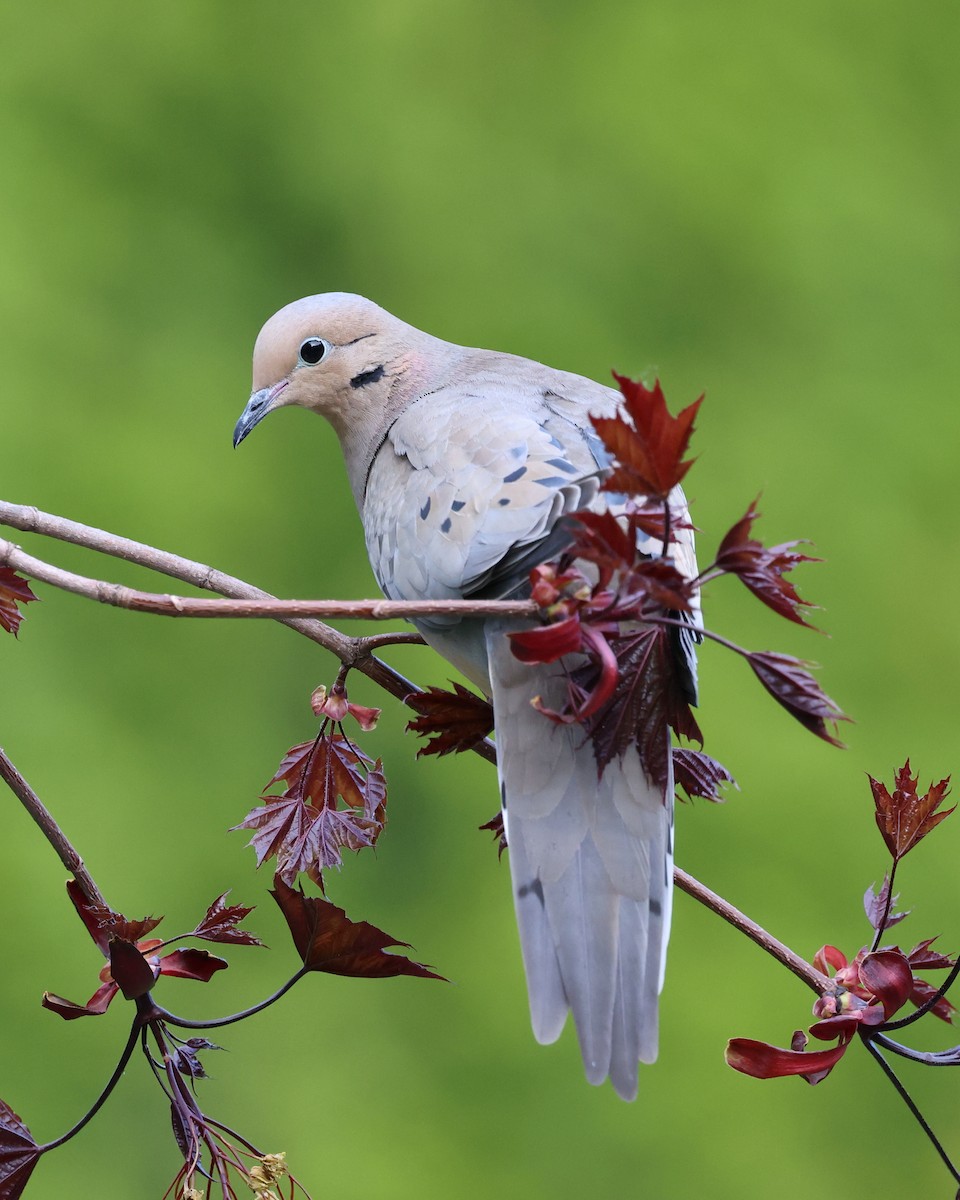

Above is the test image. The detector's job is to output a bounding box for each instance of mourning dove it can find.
[233,294,699,1100]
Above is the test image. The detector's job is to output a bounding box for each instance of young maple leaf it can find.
[746,651,848,746]
[43,882,227,1020]
[271,877,444,981]
[869,760,954,861]
[191,892,264,947]
[0,568,38,637]
[0,1098,41,1199]
[714,500,820,627]
[592,374,702,501]
[673,748,735,803]
[406,682,494,757]
[863,875,910,933]
[585,626,702,791]
[237,731,387,886]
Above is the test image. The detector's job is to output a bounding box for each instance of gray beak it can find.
[233,381,289,448]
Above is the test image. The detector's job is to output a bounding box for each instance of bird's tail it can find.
[485,623,673,1102]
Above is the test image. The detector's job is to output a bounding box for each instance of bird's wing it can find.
[362,359,696,1099]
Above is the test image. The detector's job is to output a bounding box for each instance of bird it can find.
[233,293,698,1100]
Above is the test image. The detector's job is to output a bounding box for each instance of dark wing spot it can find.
[503,465,527,483]
[532,476,568,488]
[451,500,466,512]
[649,898,662,917]
[518,877,545,906]
[498,497,510,506]
[350,364,386,389]
[546,457,579,475]
[440,517,452,533]
[420,498,431,519]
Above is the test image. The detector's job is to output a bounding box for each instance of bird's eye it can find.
[298,337,327,366]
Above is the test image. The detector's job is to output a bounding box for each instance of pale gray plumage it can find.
[233,293,698,1100]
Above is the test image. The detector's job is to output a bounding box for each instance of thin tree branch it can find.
[0,537,536,620]
[0,743,107,908]
[674,866,832,996]
[0,501,466,714]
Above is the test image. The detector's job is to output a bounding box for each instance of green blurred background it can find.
[2,2,959,1196]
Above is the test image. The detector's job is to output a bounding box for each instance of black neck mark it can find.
[350,364,385,390]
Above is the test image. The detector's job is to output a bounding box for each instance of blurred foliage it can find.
[2,1,959,1196]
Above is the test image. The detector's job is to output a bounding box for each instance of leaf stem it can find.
[870,859,899,953]
[154,967,308,1030]
[860,1031,960,1186]
[38,1016,141,1151]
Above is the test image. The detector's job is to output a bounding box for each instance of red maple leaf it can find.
[271,877,444,981]
[714,500,820,627]
[592,375,702,501]
[406,683,494,757]
[237,731,387,886]
[0,1098,41,1199]
[43,882,228,1020]
[0,569,38,637]
[673,748,735,803]
[869,760,954,862]
[746,651,848,746]
[190,891,264,947]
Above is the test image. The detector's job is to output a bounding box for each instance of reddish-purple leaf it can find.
[906,937,956,972]
[673,748,735,803]
[863,876,910,932]
[192,892,264,947]
[746,651,848,746]
[0,569,38,639]
[593,376,702,501]
[66,880,162,957]
[479,811,508,857]
[237,731,387,885]
[0,1099,41,1199]
[714,500,819,627]
[587,627,701,791]
[157,948,228,983]
[271,878,445,981]
[725,1033,852,1083]
[909,977,957,1024]
[109,938,157,1000]
[858,949,913,1019]
[406,683,494,758]
[42,982,116,1020]
[509,615,584,664]
[869,761,954,861]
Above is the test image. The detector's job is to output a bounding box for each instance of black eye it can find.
[298,337,327,365]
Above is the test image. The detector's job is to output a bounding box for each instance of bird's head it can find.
[233,293,436,488]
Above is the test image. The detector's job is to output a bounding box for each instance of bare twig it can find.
[674,866,832,996]
[0,744,107,907]
[0,537,536,620]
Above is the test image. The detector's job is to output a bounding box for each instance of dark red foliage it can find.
[271,877,444,981]
[725,1032,853,1085]
[479,811,508,857]
[714,500,819,627]
[190,892,264,947]
[863,876,909,933]
[406,683,494,757]
[237,730,387,887]
[66,879,161,956]
[869,760,954,862]
[673,748,735,803]
[593,375,702,501]
[44,883,230,1019]
[746,651,848,746]
[585,627,702,790]
[0,1099,40,1199]
[0,569,38,638]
